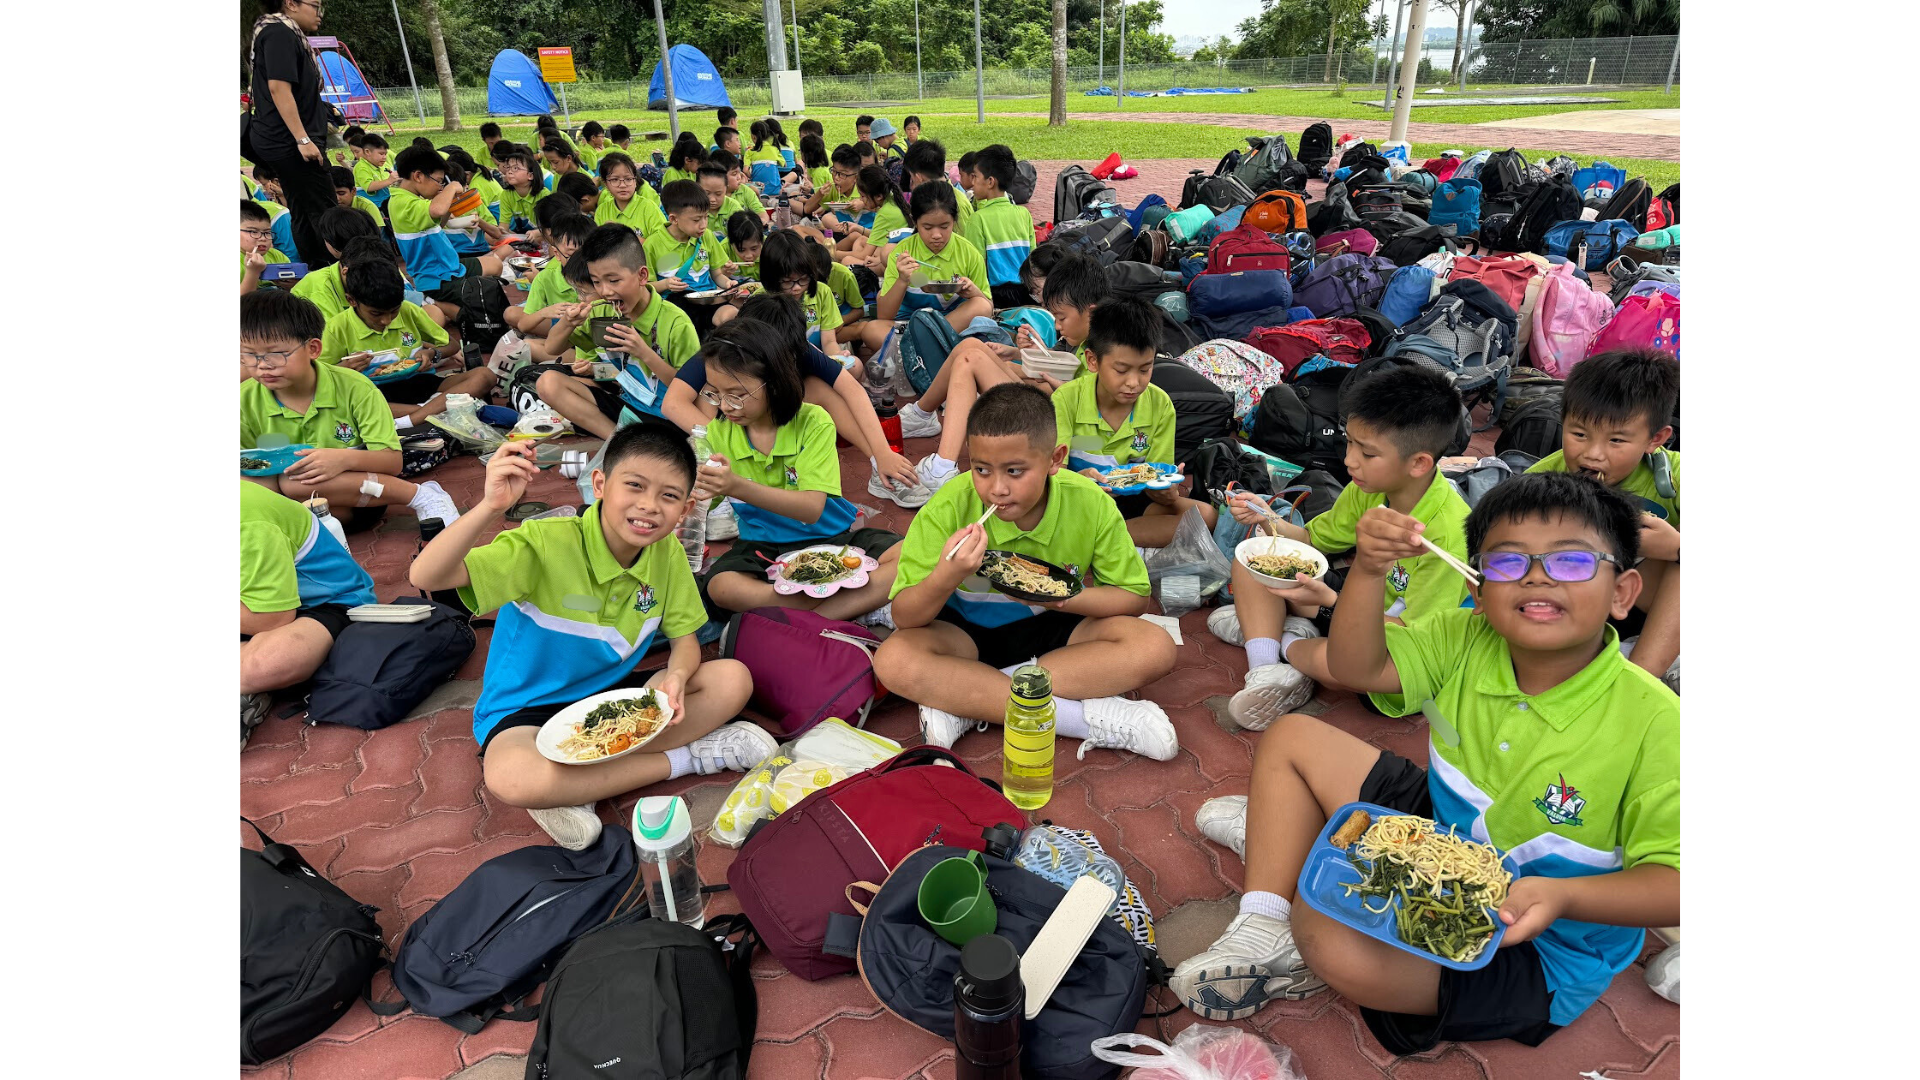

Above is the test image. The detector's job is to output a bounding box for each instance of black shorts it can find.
[1111,491,1152,520]
[939,608,1084,671]
[478,664,663,755]
[376,370,448,406]
[294,603,354,640]
[990,281,1033,309]
[1352,750,1562,1055]
[424,259,488,304]
[698,527,902,620]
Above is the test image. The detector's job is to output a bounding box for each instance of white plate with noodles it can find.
[536,688,675,765]
[1234,535,1329,591]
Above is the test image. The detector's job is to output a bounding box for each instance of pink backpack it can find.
[1177,339,1289,426]
[1529,262,1616,377]
[719,607,882,736]
[1585,290,1679,361]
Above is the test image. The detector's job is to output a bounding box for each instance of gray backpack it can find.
[1446,450,1542,508]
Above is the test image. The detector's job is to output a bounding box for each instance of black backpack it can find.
[1182,173,1258,214]
[1008,159,1038,205]
[303,599,476,729]
[1496,395,1564,459]
[241,818,386,1066]
[375,826,644,1032]
[1378,223,1465,267]
[1187,436,1274,503]
[1497,176,1584,255]
[1053,164,1114,224]
[524,913,760,1080]
[1479,148,1530,208]
[1297,122,1334,170]
[1105,260,1179,302]
[1248,366,1350,482]
[1306,181,1362,236]
[1598,177,1653,230]
[1211,147,1244,177]
[444,272,513,356]
[1047,215,1133,268]
[1149,360,1235,464]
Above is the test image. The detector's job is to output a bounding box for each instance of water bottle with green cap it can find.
[633,795,705,928]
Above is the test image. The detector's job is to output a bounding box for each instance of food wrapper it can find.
[1091,1026,1306,1080]
[425,393,506,453]
[1144,505,1231,617]
[707,718,903,847]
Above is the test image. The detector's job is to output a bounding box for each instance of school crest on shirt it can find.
[400,331,418,348]
[632,581,657,614]
[1129,430,1150,455]
[1389,562,1410,592]
[333,422,356,445]
[1533,773,1587,827]
[784,465,799,488]
[1064,562,1083,581]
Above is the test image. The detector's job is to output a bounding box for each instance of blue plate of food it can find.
[241,444,312,477]
[364,352,427,385]
[1296,802,1516,972]
[1080,462,1184,496]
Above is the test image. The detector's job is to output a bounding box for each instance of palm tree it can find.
[420,0,460,132]
[1049,0,1068,126]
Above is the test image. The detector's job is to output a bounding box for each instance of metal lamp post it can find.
[388,0,425,122]
[653,0,677,139]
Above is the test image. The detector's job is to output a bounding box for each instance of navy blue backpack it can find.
[1378,265,1438,327]
[1540,219,1640,272]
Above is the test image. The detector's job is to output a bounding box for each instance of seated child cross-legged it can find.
[1214,365,1472,730]
[872,382,1180,759]
[859,180,993,357]
[408,432,770,852]
[644,180,735,338]
[320,258,497,428]
[241,290,461,527]
[1053,297,1218,548]
[693,321,904,624]
[1171,473,1679,1055]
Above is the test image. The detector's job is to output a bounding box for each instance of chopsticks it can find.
[945,504,999,560]
[1417,534,1483,586]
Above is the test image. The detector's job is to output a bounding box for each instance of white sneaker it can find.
[1282,615,1321,642]
[915,453,961,491]
[919,704,980,749]
[686,721,779,775]
[899,402,943,439]
[1196,795,1248,859]
[1170,911,1327,1019]
[1644,941,1680,1003]
[1207,605,1244,647]
[529,803,604,851]
[858,602,895,630]
[409,480,462,526]
[1079,697,1179,761]
[1228,664,1314,731]
[869,470,934,509]
[706,499,738,540]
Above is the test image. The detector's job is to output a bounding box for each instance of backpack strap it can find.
[702,914,761,1068]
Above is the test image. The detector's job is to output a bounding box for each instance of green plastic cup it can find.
[917,850,995,947]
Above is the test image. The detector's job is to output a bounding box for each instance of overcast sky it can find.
[1156,0,1267,41]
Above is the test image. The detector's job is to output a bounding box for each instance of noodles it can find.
[366,357,417,379]
[1083,464,1170,490]
[557,691,667,762]
[981,552,1071,598]
[1338,815,1513,963]
[782,546,862,585]
[1247,552,1320,580]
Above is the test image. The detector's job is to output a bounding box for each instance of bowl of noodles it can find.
[767,544,878,598]
[1234,535,1329,591]
[977,550,1085,605]
[536,688,675,764]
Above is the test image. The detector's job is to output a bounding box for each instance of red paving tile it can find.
[242,137,1677,1077]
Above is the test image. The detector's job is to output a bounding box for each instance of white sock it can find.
[1055,698,1088,740]
[1280,632,1305,662]
[1240,890,1292,922]
[394,415,414,431]
[928,453,955,472]
[907,401,934,419]
[664,745,694,779]
[1247,637,1281,670]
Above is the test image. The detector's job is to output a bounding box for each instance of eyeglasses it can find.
[830,167,857,180]
[424,174,448,187]
[241,348,299,370]
[699,380,764,411]
[777,277,813,292]
[1470,550,1623,584]
[605,174,637,184]
[290,0,324,10]
[241,227,274,240]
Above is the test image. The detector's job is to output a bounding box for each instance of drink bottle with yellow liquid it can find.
[1001,664,1056,811]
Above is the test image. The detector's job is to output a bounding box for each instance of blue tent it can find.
[649,45,730,111]
[316,50,383,122]
[488,50,559,116]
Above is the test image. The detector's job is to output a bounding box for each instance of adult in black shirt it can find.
[247,0,336,269]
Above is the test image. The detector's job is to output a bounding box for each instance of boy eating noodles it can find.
[320,259,498,428]
[1211,364,1472,730]
[1053,297,1217,548]
[1173,473,1679,1057]
[409,431,770,851]
[644,179,736,337]
[873,383,1180,761]
[1525,348,1681,687]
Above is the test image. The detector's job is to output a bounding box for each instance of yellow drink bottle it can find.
[1001,664,1056,811]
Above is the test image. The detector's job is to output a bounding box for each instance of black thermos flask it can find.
[953,933,1024,1080]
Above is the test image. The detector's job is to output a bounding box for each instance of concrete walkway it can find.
[1478,108,1680,137]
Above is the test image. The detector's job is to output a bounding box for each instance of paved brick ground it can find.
[240,151,1677,1079]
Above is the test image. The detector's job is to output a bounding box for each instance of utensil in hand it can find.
[945,504,999,561]
[1416,533,1483,586]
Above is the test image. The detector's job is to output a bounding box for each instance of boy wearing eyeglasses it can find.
[1173,472,1679,1055]
[241,199,290,295]
[1211,365,1474,731]
[1525,348,1681,688]
[386,146,505,304]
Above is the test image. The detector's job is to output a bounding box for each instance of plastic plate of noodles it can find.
[536,688,675,764]
[977,550,1085,604]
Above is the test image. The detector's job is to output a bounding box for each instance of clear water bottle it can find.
[305,496,348,549]
[675,424,721,573]
[633,795,705,928]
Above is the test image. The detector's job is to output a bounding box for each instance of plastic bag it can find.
[708,718,903,847]
[424,393,506,454]
[1090,1026,1306,1080]
[1145,506,1232,617]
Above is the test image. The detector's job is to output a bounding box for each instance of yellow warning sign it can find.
[538,47,577,83]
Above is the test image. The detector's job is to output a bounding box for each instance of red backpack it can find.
[719,606,882,736]
[726,746,1021,980]
[1203,224,1291,276]
[1245,317,1371,379]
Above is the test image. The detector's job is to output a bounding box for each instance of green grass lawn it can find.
[842,85,1680,125]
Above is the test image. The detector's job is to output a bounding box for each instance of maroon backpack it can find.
[1245,317,1372,379]
[719,607,882,736]
[726,746,1022,980]
[1203,223,1290,276]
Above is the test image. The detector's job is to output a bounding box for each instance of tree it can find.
[420,0,462,131]
[1049,0,1067,125]
[1436,0,1468,76]
[1323,0,1367,80]
[1474,0,1678,42]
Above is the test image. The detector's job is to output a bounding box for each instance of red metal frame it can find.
[307,35,394,134]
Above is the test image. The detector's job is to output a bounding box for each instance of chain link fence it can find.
[369,35,1675,125]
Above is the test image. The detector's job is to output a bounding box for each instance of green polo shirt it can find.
[291,264,348,320]
[1527,448,1681,527]
[348,194,385,228]
[240,479,377,612]
[643,228,710,286]
[881,233,990,301]
[1052,377,1176,473]
[351,158,393,200]
[1369,607,1679,1026]
[498,183,550,228]
[802,283,843,337]
[827,262,863,311]
[661,167,697,187]
[869,200,912,244]
[965,194,1035,286]
[745,145,785,169]
[241,360,400,453]
[891,468,1148,628]
[596,191,667,239]
[1305,472,1471,624]
[318,302,449,366]
[704,403,857,544]
[730,184,767,218]
[523,259,580,314]
[950,182,976,233]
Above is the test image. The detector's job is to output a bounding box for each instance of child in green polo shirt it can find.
[645,179,737,338]
[1213,364,1473,731]
[495,144,550,233]
[963,144,1036,308]
[576,120,609,171]
[748,231,846,356]
[593,152,666,241]
[322,259,498,428]
[872,382,1180,760]
[241,290,462,527]
[1054,299,1216,548]
[408,431,769,851]
[660,138,705,188]
[902,253,1111,491]
[714,151,771,225]
[694,321,904,623]
[351,133,396,208]
[510,212,596,340]
[862,181,991,354]
[241,200,287,296]
[537,225,702,438]
[1524,348,1681,688]
[902,139,974,238]
[330,166,385,228]
[1175,472,1679,1051]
